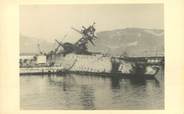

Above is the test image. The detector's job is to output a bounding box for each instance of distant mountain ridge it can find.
[20,28,164,56]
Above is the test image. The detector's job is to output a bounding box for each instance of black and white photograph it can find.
[19,4,164,110]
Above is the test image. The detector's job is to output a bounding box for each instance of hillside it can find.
[20,28,164,56]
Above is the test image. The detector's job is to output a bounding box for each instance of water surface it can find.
[20,69,164,110]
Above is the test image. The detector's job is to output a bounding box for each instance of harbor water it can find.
[20,67,164,110]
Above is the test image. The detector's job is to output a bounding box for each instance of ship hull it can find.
[20,54,160,77]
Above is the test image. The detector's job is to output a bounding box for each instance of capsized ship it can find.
[20,23,161,77]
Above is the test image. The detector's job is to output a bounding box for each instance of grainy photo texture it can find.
[20,4,164,110]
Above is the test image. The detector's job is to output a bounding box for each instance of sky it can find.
[20,4,164,43]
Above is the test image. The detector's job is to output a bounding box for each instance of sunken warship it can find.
[20,23,162,77]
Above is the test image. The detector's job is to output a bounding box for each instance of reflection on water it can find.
[20,69,164,110]
[80,85,95,110]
